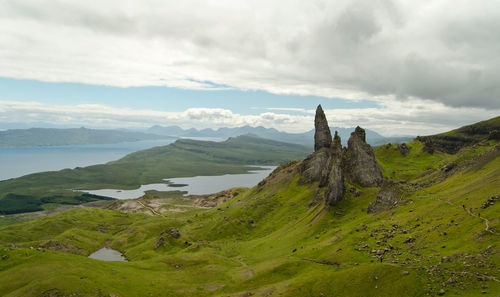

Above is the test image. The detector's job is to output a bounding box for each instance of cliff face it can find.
[416,116,500,154]
[301,105,383,206]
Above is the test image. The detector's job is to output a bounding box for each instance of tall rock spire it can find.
[302,107,384,207]
[314,105,332,151]
[345,126,383,187]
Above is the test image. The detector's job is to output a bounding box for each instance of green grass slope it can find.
[416,116,500,154]
[0,138,498,296]
[0,135,310,214]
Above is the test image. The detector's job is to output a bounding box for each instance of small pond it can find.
[88,247,127,262]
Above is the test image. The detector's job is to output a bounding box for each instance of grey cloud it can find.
[336,1,381,44]
[0,0,499,108]
[301,1,500,108]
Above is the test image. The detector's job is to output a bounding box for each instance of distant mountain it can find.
[148,125,413,147]
[0,127,174,147]
[0,125,413,148]
[148,125,186,136]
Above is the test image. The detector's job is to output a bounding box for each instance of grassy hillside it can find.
[0,135,310,214]
[0,135,497,296]
[416,116,500,154]
[0,127,174,147]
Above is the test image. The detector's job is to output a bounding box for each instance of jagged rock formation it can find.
[345,127,383,187]
[416,135,475,154]
[323,132,344,205]
[301,106,383,206]
[300,148,332,185]
[314,105,332,151]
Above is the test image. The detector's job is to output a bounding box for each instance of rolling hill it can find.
[0,135,310,214]
[0,113,498,296]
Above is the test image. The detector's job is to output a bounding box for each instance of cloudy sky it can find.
[0,0,499,136]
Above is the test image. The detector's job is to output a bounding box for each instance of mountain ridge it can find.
[149,124,412,147]
[0,127,174,147]
[0,125,411,148]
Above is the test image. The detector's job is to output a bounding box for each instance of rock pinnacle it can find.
[314,105,332,151]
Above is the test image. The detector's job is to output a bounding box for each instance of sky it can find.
[0,0,499,136]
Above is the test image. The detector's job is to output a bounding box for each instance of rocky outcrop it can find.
[397,143,411,156]
[323,132,345,205]
[416,135,475,154]
[367,180,403,213]
[39,240,83,255]
[324,159,344,205]
[488,130,500,140]
[155,227,181,249]
[416,116,500,154]
[302,117,338,204]
[314,105,332,151]
[161,227,181,239]
[192,189,243,208]
[345,126,383,187]
[299,148,331,185]
[300,105,334,184]
[301,106,385,206]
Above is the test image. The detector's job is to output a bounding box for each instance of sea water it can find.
[0,139,176,181]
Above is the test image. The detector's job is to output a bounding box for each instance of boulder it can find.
[155,237,166,249]
[397,143,410,156]
[442,162,456,172]
[161,227,181,239]
[314,105,332,151]
[345,126,383,187]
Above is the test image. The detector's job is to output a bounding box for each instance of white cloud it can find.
[0,100,311,132]
[0,0,499,108]
[1,99,498,136]
[256,107,314,114]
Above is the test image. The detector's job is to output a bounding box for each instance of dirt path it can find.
[137,200,165,217]
[418,195,498,235]
[172,204,211,209]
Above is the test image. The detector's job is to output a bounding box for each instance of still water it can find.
[81,166,276,199]
[88,247,127,262]
[0,139,176,181]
